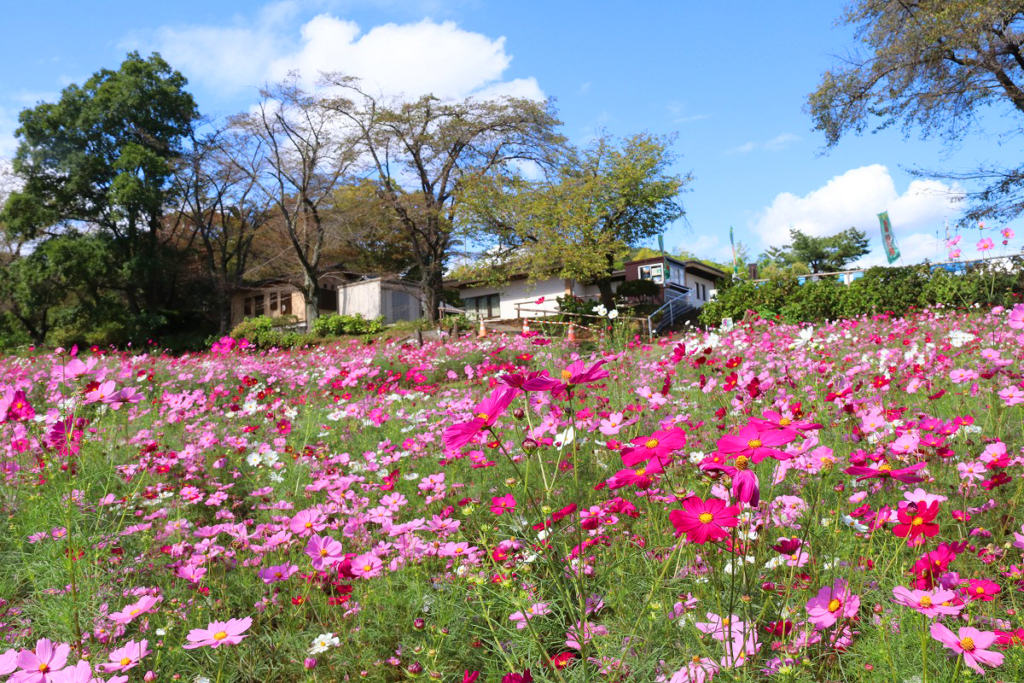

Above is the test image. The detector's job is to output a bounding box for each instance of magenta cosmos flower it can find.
[806,579,860,630]
[183,617,252,649]
[443,386,519,450]
[522,360,609,396]
[701,455,760,507]
[930,624,1004,674]
[305,534,344,570]
[669,496,740,544]
[716,423,793,464]
[844,460,926,484]
[621,428,686,467]
[490,494,517,516]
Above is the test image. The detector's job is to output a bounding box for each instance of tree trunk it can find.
[595,278,615,309]
[304,272,320,330]
[423,264,445,323]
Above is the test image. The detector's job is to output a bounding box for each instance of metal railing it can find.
[647,291,695,336]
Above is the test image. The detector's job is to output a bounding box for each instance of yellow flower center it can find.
[645,438,660,449]
[735,455,750,470]
[214,631,228,641]
[698,512,714,524]
[634,468,646,477]
[878,463,893,472]
[747,439,762,449]
[39,664,50,673]
[319,549,329,557]
[561,369,573,380]
[120,658,132,666]
[363,564,373,571]
[305,522,313,528]
[919,596,932,607]
[779,417,791,426]
[476,412,489,420]
[960,637,975,651]
[691,655,701,664]
[976,586,985,594]
[827,598,841,612]
[129,609,140,616]
[912,517,925,526]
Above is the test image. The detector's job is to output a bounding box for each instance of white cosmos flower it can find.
[309,632,340,655]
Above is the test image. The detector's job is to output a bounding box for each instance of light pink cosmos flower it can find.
[999,386,1024,406]
[509,603,550,629]
[84,380,117,404]
[891,587,962,617]
[12,638,70,683]
[47,660,98,683]
[97,639,149,673]
[183,617,252,649]
[806,579,860,630]
[695,613,747,641]
[668,657,719,683]
[1,649,18,676]
[930,623,1003,674]
[290,509,327,537]
[258,563,298,584]
[351,552,383,579]
[977,237,994,251]
[1010,304,1024,330]
[109,596,161,625]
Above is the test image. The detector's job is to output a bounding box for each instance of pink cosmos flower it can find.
[305,534,344,570]
[716,423,793,464]
[258,563,298,584]
[998,386,1024,406]
[109,596,161,625]
[1,649,17,676]
[701,455,760,507]
[844,460,926,483]
[47,660,96,683]
[509,603,550,629]
[443,387,519,450]
[290,509,327,537]
[1001,227,1014,240]
[183,617,252,649]
[806,579,860,630]
[930,624,1003,675]
[490,494,516,516]
[977,237,994,251]
[621,427,686,467]
[351,552,383,579]
[1009,304,1024,330]
[522,360,609,396]
[669,496,740,544]
[12,638,70,683]
[891,587,962,617]
[97,639,149,673]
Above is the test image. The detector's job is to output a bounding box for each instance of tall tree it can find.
[1,52,198,317]
[762,228,870,273]
[229,77,359,323]
[808,1,1024,223]
[460,133,689,307]
[321,76,564,321]
[172,126,274,333]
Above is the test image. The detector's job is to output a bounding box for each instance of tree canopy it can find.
[808,0,1024,223]
[762,228,871,273]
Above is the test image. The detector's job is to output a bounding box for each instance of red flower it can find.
[844,461,926,483]
[669,496,740,544]
[964,579,1001,602]
[523,360,609,396]
[892,501,940,546]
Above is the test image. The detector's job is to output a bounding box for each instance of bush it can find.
[230,316,303,349]
[615,279,661,302]
[312,313,385,337]
[700,258,1024,326]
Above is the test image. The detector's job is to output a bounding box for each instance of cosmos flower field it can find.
[3,305,1024,683]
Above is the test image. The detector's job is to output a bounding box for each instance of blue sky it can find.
[2,0,1021,267]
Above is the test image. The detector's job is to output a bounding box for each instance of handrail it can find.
[646,291,692,336]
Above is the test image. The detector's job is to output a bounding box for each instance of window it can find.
[463,293,500,319]
[254,294,265,316]
[318,285,338,311]
[244,297,253,316]
[280,292,292,315]
[638,264,664,284]
[269,291,278,312]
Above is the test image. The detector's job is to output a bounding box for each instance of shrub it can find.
[615,279,661,302]
[229,316,302,349]
[312,313,385,337]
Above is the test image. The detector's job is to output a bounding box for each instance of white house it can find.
[450,256,725,320]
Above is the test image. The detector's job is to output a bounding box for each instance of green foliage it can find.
[229,316,304,349]
[701,258,1024,324]
[556,294,603,325]
[762,228,871,274]
[615,278,661,301]
[311,313,385,336]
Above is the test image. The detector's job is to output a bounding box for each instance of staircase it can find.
[647,291,697,336]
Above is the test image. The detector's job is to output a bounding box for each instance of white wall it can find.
[338,279,382,318]
[380,283,424,323]
[459,277,570,319]
[684,273,717,308]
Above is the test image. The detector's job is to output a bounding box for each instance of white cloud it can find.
[0,106,18,160]
[750,164,964,265]
[141,5,543,102]
[728,133,801,155]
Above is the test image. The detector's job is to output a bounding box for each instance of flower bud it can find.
[413,618,426,630]
[512,408,525,420]
[144,672,157,682]
[304,659,317,670]
[407,662,424,675]
[522,438,538,452]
